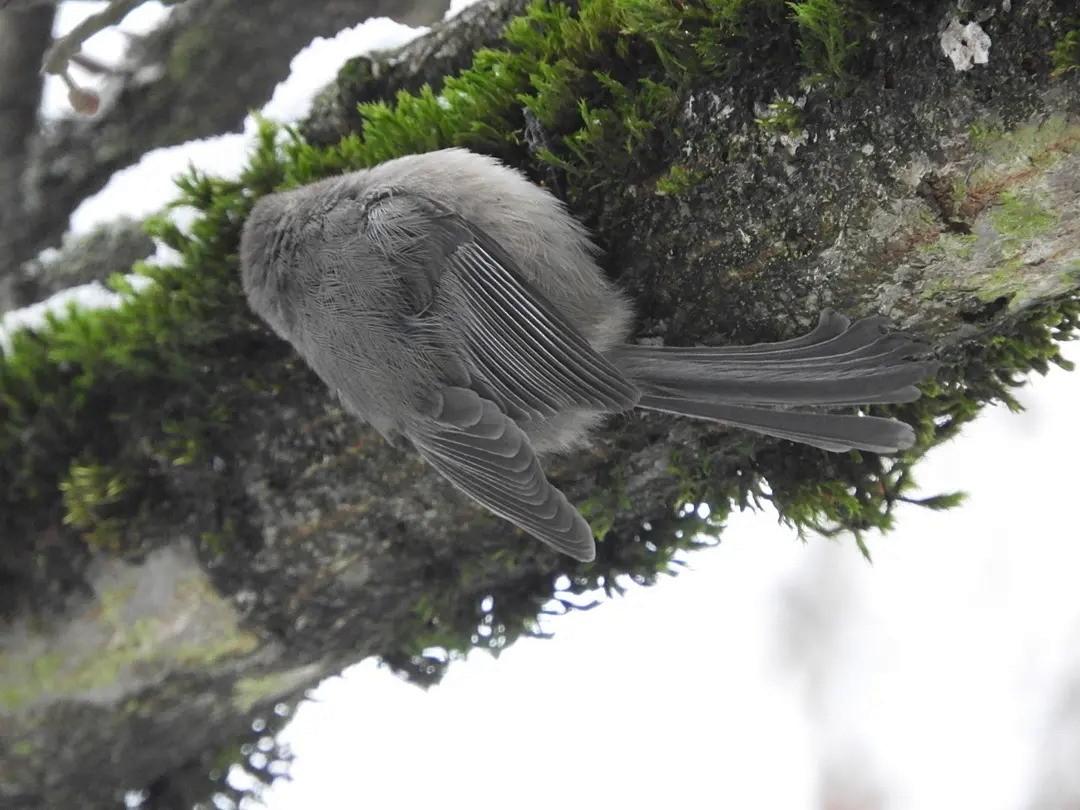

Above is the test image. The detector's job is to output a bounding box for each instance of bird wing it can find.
[411,387,597,561]
[362,190,640,419]
[361,190,639,559]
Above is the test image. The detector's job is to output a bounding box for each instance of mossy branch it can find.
[2,0,1079,806]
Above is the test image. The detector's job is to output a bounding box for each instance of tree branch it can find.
[0,3,55,306]
[1,0,1078,807]
[0,0,452,311]
[302,0,534,147]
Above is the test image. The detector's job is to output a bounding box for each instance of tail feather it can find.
[614,315,922,364]
[674,332,923,370]
[633,308,852,357]
[615,310,938,454]
[637,394,916,453]
[625,360,937,407]
[627,309,899,361]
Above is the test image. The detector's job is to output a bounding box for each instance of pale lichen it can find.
[940,19,991,72]
[0,546,258,713]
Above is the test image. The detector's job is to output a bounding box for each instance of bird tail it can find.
[609,309,939,453]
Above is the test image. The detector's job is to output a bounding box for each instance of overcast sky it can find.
[11,5,1080,809]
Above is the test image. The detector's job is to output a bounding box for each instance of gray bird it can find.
[240,148,938,562]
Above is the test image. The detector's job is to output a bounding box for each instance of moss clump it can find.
[788,0,859,81]
[59,460,131,549]
[993,190,1060,244]
[279,0,748,203]
[1051,24,1079,76]
[653,163,706,195]
[755,98,804,134]
[576,467,632,538]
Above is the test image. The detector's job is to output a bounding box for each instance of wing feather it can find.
[414,388,596,561]
[364,191,639,420]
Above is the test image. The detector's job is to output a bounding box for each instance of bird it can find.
[240,147,939,562]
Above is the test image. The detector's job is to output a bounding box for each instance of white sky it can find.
[12,4,1080,809]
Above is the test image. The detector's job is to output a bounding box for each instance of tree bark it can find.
[1,0,1078,807]
[0,3,55,308]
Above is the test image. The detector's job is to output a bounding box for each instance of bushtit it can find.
[240,148,938,562]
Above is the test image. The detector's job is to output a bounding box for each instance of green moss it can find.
[920,277,954,300]
[992,191,1059,244]
[288,0,707,200]
[199,518,237,557]
[175,632,259,667]
[968,122,1003,149]
[0,633,257,712]
[967,115,1080,169]
[976,260,1022,303]
[1051,24,1079,76]
[788,0,859,82]
[755,98,804,135]
[654,164,703,196]
[577,469,631,539]
[950,233,978,258]
[59,460,131,549]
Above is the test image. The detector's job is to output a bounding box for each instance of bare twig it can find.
[42,0,181,114]
[43,0,147,75]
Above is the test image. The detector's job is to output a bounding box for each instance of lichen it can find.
[232,664,325,713]
[967,114,1080,169]
[993,190,1059,244]
[897,114,1080,319]
[940,19,992,72]
[1,561,259,712]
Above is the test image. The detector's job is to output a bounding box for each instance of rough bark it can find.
[1,0,1079,808]
[9,219,155,302]
[0,3,56,308]
[302,0,534,147]
[0,0,53,10]
[0,0,452,312]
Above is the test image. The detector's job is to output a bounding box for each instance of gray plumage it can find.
[240,148,939,562]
